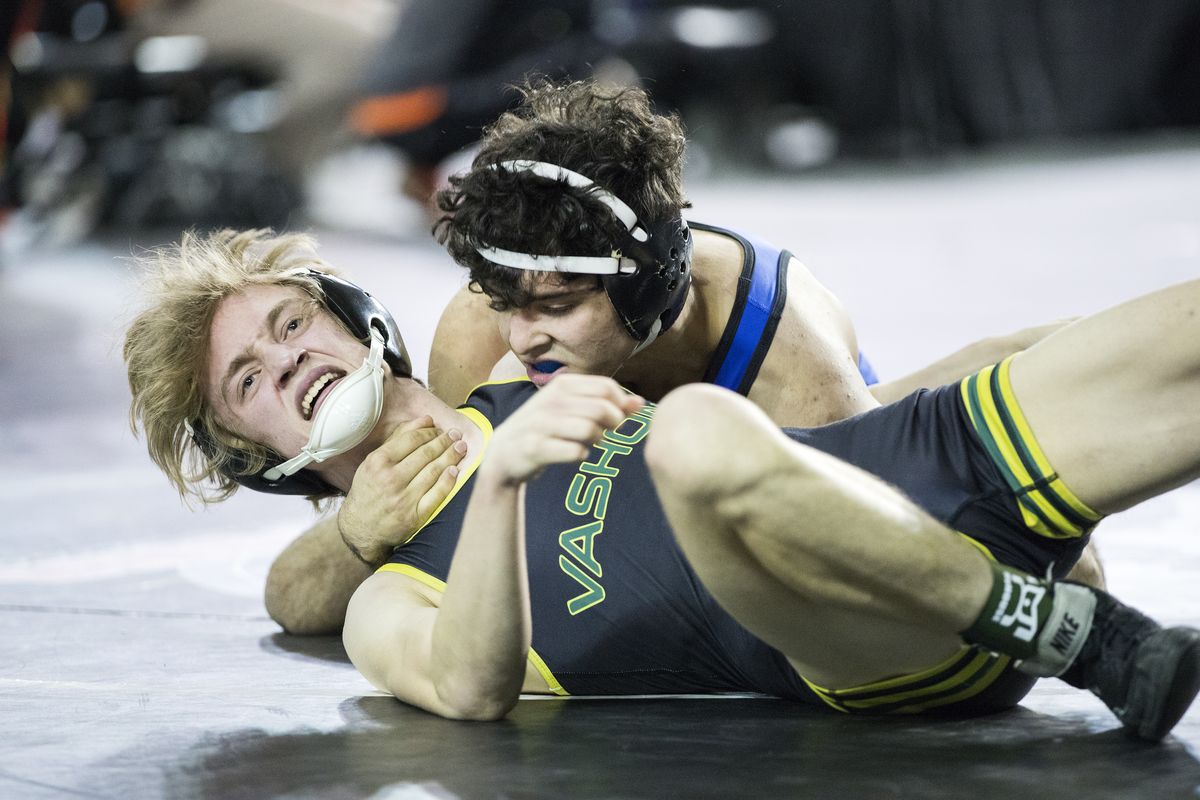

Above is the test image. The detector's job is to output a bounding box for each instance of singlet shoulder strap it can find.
[694,222,790,395]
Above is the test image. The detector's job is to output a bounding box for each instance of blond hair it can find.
[124,228,338,505]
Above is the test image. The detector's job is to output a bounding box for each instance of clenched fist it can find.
[483,374,644,486]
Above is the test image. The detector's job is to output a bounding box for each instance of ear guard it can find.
[187,270,411,496]
[475,160,693,351]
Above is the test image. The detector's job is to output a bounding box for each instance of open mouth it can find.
[301,370,346,420]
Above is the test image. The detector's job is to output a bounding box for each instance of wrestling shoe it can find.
[1059,586,1200,742]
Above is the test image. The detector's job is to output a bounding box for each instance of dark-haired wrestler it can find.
[323,79,1099,610]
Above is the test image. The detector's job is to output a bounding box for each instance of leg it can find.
[1010,278,1200,514]
[1064,540,1106,589]
[645,384,993,688]
[648,384,1200,739]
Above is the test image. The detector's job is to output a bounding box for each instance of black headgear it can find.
[188,270,411,496]
[475,160,693,348]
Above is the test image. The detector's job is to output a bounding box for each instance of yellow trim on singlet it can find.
[398,407,494,544]
[896,653,1012,713]
[977,364,1077,536]
[960,358,1100,539]
[799,644,1013,714]
[958,532,996,561]
[993,358,1100,524]
[375,562,569,697]
[797,536,1003,715]
[525,649,569,696]
[837,650,995,710]
[377,562,447,591]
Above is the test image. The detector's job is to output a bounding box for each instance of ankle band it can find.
[961,562,1053,659]
[1016,582,1097,677]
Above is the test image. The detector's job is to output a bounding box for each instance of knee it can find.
[646,384,784,500]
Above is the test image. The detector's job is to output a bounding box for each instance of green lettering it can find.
[564,474,611,520]
[559,520,603,577]
[580,438,633,477]
[606,413,652,445]
[559,555,606,615]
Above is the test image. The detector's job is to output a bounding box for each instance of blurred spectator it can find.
[348,0,608,214]
[5,0,1199,245]
[128,0,397,181]
[2,0,397,248]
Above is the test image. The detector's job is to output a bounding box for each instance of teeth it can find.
[302,372,338,418]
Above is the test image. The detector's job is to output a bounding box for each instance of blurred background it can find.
[5,4,1200,793]
[4,0,1200,248]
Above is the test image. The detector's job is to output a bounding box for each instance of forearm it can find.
[266,517,374,634]
[870,320,1074,404]
[426,466,531,716]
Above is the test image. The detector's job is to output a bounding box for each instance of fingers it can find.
[414,461,462,521]
[541,375,644,424]
[405,434,468,496]
[391,429,466,481]
[377,416,442,459]
[554,395,642,436]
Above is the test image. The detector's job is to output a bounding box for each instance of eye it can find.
[540,303,576,317]
[282,316,303,338]
[488,299,512,313]
[240,372,256,396]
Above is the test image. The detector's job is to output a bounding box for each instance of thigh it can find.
[648,386,991,689]
[1009,279,1200,514]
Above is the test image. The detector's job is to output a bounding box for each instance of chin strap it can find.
[263,331,386,481]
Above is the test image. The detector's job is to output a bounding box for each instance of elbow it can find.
[449,699,517,722]
[435,678,521,722]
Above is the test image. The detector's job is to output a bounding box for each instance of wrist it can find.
[475,459,527,492]
[337,512,389,568]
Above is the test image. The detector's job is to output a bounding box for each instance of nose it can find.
[270,343,307,389]
[504,309,552,358]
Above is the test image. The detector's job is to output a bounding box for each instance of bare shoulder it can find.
[428,285,509,405]
[747,257,877,426]
[343,569,439,692]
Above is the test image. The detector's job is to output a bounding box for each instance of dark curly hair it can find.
[434,79,691,309]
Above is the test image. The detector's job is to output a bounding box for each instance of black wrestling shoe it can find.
[1059,586,1200,742]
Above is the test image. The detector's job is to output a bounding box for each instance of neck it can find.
[317,378,488,493]
[616,283,710,399]
[616,230,740,399]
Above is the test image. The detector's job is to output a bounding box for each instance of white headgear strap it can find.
[475,160,648,275]
[262,329,387,481]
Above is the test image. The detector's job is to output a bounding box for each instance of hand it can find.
[485,374,644,486]
[338,416,469,566]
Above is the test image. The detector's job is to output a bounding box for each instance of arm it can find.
[343,473,530,721]
[265,516,374,635]
[267,421,467,633]
[343,375,643,720]
[869,319,1076,405]
[427,285,511,405]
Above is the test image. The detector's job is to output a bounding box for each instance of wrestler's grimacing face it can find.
[203,284,372,460]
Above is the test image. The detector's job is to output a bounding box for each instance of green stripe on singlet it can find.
[967,370,1062,535]
[988,366,1092,533]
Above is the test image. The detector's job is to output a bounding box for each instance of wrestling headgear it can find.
[475,160,693,353]
[188,270,412,496]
